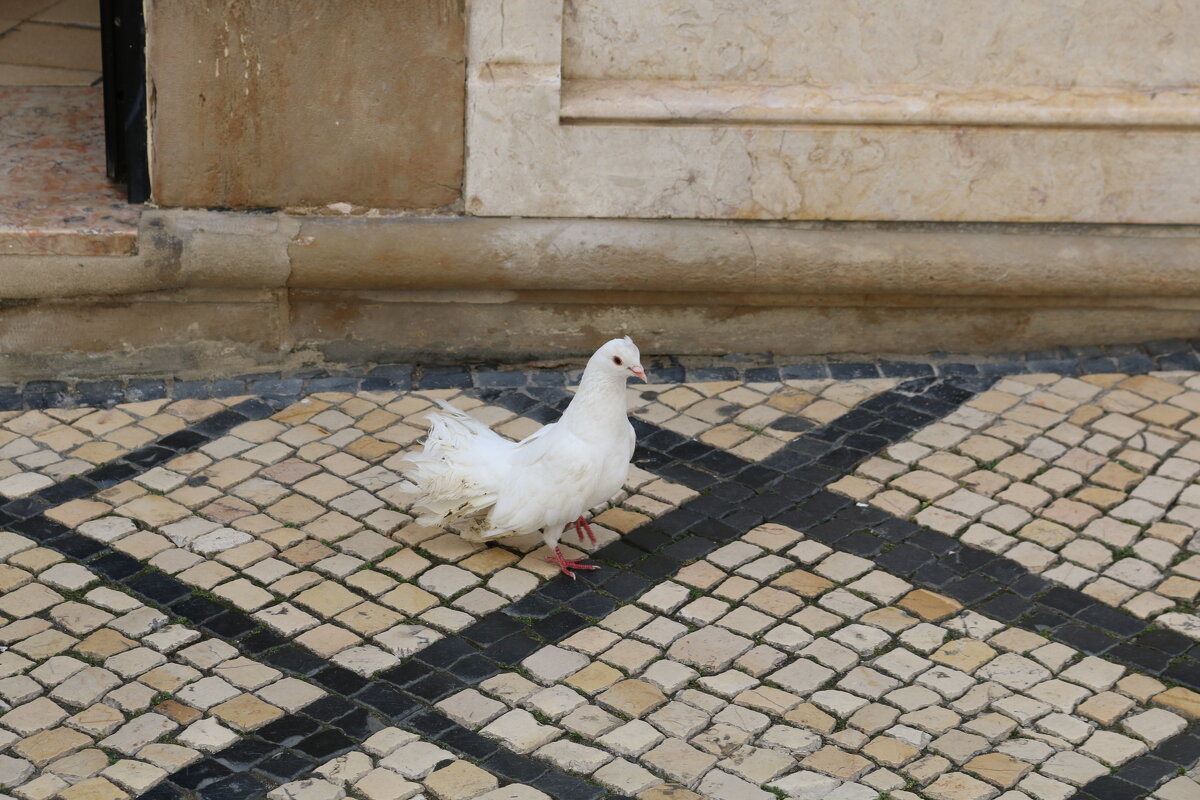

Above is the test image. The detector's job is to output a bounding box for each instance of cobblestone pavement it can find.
[1,346,1200,800]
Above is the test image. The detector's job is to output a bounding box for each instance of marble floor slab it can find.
[0,86,139,256]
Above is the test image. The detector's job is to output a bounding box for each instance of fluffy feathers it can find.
[400,337,645,575]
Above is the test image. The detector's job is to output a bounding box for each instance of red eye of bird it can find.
[613,356,623,366]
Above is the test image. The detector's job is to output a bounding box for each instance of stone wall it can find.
[145,0,464,209]
[2,1,1196,380]
[467,0,1200,222]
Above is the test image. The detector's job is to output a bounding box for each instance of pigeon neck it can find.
[560,368,627,432]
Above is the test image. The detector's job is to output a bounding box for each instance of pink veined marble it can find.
[0,85,140,256]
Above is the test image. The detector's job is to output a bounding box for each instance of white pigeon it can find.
[401,336,647,577]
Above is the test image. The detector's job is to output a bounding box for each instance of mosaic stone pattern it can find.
[832,372,1200,641]
[439,525,1192,799]
[46,388,704,681]
[0,527,324,800]
[0,352,1196,800]
[0,398,241,488]
[629,378,901,462]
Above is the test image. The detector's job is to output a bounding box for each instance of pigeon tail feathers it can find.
[400,400,510,528]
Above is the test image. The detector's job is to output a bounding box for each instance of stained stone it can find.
[767,770,841,799]
[267,779,347,800]
[479,709,560,754]
[592,757,661,794]
[175,717,238,752]
[56,776,128,800]
[831,624,891,655]
[424,760,499,800]
[377,742,455,780]
[1154,686,1200,719]
[692,723,753,758]
[1077,730,1146,766]
[51,666,122,708]
[963,753,1032,788]
[1121,707,1186,744]
[561,704,622,738]
[668,628,754,671]
[642,738,718,785]
[1038,751,1108,786]
[930,640,997,673]
[564,662,624,695]
[861,736,920,768]
[13,727,91,767]
[597,719,665,757]
[314,751,373,786]
[695,769,774,800]
[648,701,710,739]
[361,728,419,758]
[799,746,874,780]
[137,743,201,772]
[719,744,801,783]
[924,772,1000,800]
[915,665,975,699]
[521,645,590,684]
[597,680,668,718]
[930,731,990,764]
[995,738,1055,766]
[0,753,34,787]
[374,625,441,658]
[769,658,836,695]
[101,759,168,794]
[1,697,68,736]
[535,739,613,773]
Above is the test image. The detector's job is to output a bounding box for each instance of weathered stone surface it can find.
[667,627,754,671]
[146,0,464,209]
[642,738,717,785]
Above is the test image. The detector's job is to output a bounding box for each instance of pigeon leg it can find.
[573,516,597,545]
[545,546,599,579]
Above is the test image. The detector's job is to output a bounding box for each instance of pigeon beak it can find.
[630,366,647,382]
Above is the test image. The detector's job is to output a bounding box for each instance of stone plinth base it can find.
[1,211,1197,380]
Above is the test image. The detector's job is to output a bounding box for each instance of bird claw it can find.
[573,516,597,545]
[546,547,599,579]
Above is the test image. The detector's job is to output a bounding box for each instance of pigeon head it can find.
[593,336,646,382]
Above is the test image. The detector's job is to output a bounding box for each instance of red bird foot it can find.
[546,546,599,579]
[573,516,597,545]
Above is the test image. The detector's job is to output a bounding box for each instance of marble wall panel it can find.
[465,0,1200,222]
[563,0,1199,89]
